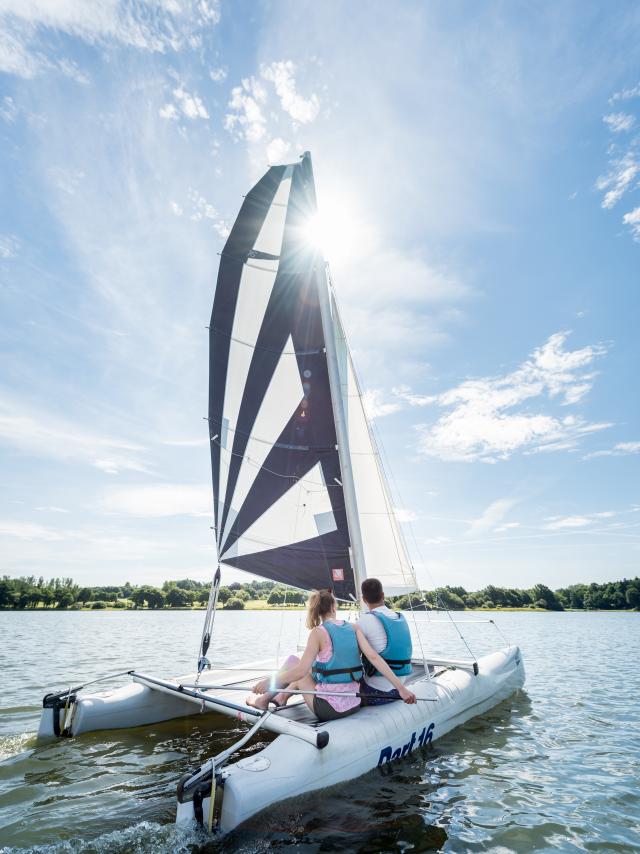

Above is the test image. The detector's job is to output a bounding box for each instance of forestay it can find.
[208,153,417,600]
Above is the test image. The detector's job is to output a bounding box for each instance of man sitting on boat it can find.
[357,578,414,706]
[248,589,416,721]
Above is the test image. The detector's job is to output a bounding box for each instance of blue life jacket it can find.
[312,621,363,684]
[362,610,413,678]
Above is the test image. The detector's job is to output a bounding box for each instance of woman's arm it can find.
[253,629,321,694]
[355,627,417,704]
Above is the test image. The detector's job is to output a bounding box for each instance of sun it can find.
[301,191,365,268]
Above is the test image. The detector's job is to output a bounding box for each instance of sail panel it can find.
[219,335,304,547]
[209,166,287,537]
[332,293,418,596]
[222,461,336,558]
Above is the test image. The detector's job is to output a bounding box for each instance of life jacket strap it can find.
[312,664,363,677]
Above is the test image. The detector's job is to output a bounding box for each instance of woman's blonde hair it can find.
[306,589,336,629]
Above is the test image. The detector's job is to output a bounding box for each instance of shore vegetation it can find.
[0,575,638,612]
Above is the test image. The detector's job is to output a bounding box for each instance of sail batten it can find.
[208,154,417,600]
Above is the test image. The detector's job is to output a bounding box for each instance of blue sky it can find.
[0,1,638,592]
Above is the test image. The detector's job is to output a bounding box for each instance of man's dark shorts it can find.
[359,679,400,706]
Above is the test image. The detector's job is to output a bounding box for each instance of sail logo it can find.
[378,722,434,765]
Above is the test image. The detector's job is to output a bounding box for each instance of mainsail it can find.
[208,153,417,600]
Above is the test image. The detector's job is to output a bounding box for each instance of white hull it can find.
[177,645,524,834]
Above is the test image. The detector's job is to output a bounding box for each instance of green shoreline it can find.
[2,605,636,613]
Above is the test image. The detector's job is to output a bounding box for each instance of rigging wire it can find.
[326,265,430,666]
[207,324,324,357]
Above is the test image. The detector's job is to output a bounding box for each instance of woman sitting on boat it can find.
[248,589,416,721]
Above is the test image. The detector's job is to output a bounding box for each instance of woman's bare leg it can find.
[246,655,300,709]
[292,674,318,713]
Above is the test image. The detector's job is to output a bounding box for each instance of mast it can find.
[300,151,367,603]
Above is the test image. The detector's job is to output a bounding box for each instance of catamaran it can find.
[38,153,525,834]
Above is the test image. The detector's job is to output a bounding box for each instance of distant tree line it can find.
[0,575,638,612]
[0,576,307,611]
[391,579,640,612]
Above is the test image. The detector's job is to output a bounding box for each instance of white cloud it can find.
[160,437,208,448]
[494,521,521,533]
[0,233,19,258]
[415,331,609,462]
[224,76,268,142]
[622,207,640,241]
[362,388,402,420]
[266,136,291,164]
[610,81,640,102]
[209,66,227,82]
[584,440,640,459]
[261,61,320,124]
[0,521,65,541]
[36,506,69,513]
[603,112,635,133]
[159,103,179,120]
[545,515,592,530]
[0,392,147,474]
[393,507,418,523]
[160,85,208,121]
[224,60,320,159]
[597,152,639,209]
[0,95,18,123]
[393,385,437,407]
[102,484,211,517]
[169,200,183,216]
[0,0,222,78]
[466,498,517,537]
[186,187,229,236]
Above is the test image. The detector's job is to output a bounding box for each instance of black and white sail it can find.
[209,153,417,600]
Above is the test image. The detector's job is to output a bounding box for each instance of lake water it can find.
[0,609,638,853]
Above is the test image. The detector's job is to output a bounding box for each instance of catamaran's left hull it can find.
[38,679,201,739]
[176,645,525,835]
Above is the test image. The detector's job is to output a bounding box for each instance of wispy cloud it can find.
[102,484,211,517]
[0,233,20,258]
[0,95,18,123]
[598,84,640,241]
[261,61,320,124]
[0,521,65,541]
[622,207,640,241]
[413,331,609,462]
[603,112,635,133]
[362,388,402,420]
[0,392,147,474]
[225,75,268,141]
[466,498,517,536]
[224,60,320,159]
[545,515,592,530]
[210,66,227,82]
[393,506,418,523]
[597,152,639,210]
[159,85,209,121]
[610,81,640,102]
[0,0,221,78]
[584,440,640,459]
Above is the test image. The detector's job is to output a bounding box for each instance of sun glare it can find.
[301,191,367,268]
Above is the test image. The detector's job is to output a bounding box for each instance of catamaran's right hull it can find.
[176,644,525,835]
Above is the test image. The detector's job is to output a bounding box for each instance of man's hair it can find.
[361,578,384,604]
